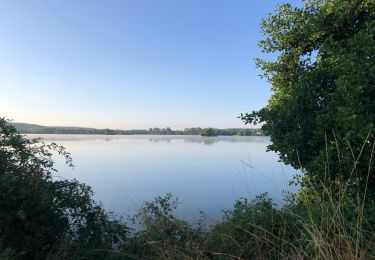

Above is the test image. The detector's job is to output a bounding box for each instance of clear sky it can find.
[0,0,302,130]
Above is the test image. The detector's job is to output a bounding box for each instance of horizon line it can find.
[12,121,260,131]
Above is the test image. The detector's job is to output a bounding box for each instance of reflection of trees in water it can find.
[25,134,117,142]
[147,136,269,146]
[184,137,215,145]
[148,137,172,143]
[147,136,216,145]
[26,134,270,145]
[184,136,269,145]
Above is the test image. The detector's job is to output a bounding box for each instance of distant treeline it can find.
[149,127,262,136]
[13,123,263,136]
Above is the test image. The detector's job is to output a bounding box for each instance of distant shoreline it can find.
[14,122,263,136]
[24,133,267,137]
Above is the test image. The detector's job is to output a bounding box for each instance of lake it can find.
[31,135,299,222]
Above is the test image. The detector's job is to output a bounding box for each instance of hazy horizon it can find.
[14,120,261,131]
[1,0,302,129]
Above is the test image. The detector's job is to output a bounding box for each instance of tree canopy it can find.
[241,0,375,197]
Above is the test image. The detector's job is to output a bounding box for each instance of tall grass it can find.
[122,182,374,259]
[120,135,375,260]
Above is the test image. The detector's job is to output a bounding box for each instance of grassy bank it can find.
[2,185,375,259]
[120,184,375,260]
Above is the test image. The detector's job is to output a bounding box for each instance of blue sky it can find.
[0,0,302,129]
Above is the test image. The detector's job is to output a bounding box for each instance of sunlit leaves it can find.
[241,0,375,197]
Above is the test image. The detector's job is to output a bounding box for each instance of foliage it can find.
[204,193,293,259]
[148,127,175,135]
[124,193,204,259]
[201,128,216,137]
[183,127,262,136]
[13,122,263,136]
[124,191,375,259]
[240,0,375,197]
[0,117,128,259]
[206,190,375,259]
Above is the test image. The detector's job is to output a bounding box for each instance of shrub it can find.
[0,117,128,259]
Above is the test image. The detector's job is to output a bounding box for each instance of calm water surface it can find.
[31,135,299,221]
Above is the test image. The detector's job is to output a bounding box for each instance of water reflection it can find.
[27,134,299,222]
[28,134,270,146]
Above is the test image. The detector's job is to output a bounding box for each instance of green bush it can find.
[241,0,375,198]
[125,193,204,259]
[0,117,128,259]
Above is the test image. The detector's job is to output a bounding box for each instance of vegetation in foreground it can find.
[1,0,374,259]
[1,117,375,259]
[241,0,375,200]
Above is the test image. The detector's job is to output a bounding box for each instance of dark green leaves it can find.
[244,0,375,197]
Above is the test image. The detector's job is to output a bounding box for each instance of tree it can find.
[0,117,128,259]
[201,128,216,136]
[241,0,375,197]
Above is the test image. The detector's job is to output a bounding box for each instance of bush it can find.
[0,117,128,259]
[241,0,375,198]
[125,193,205,259]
